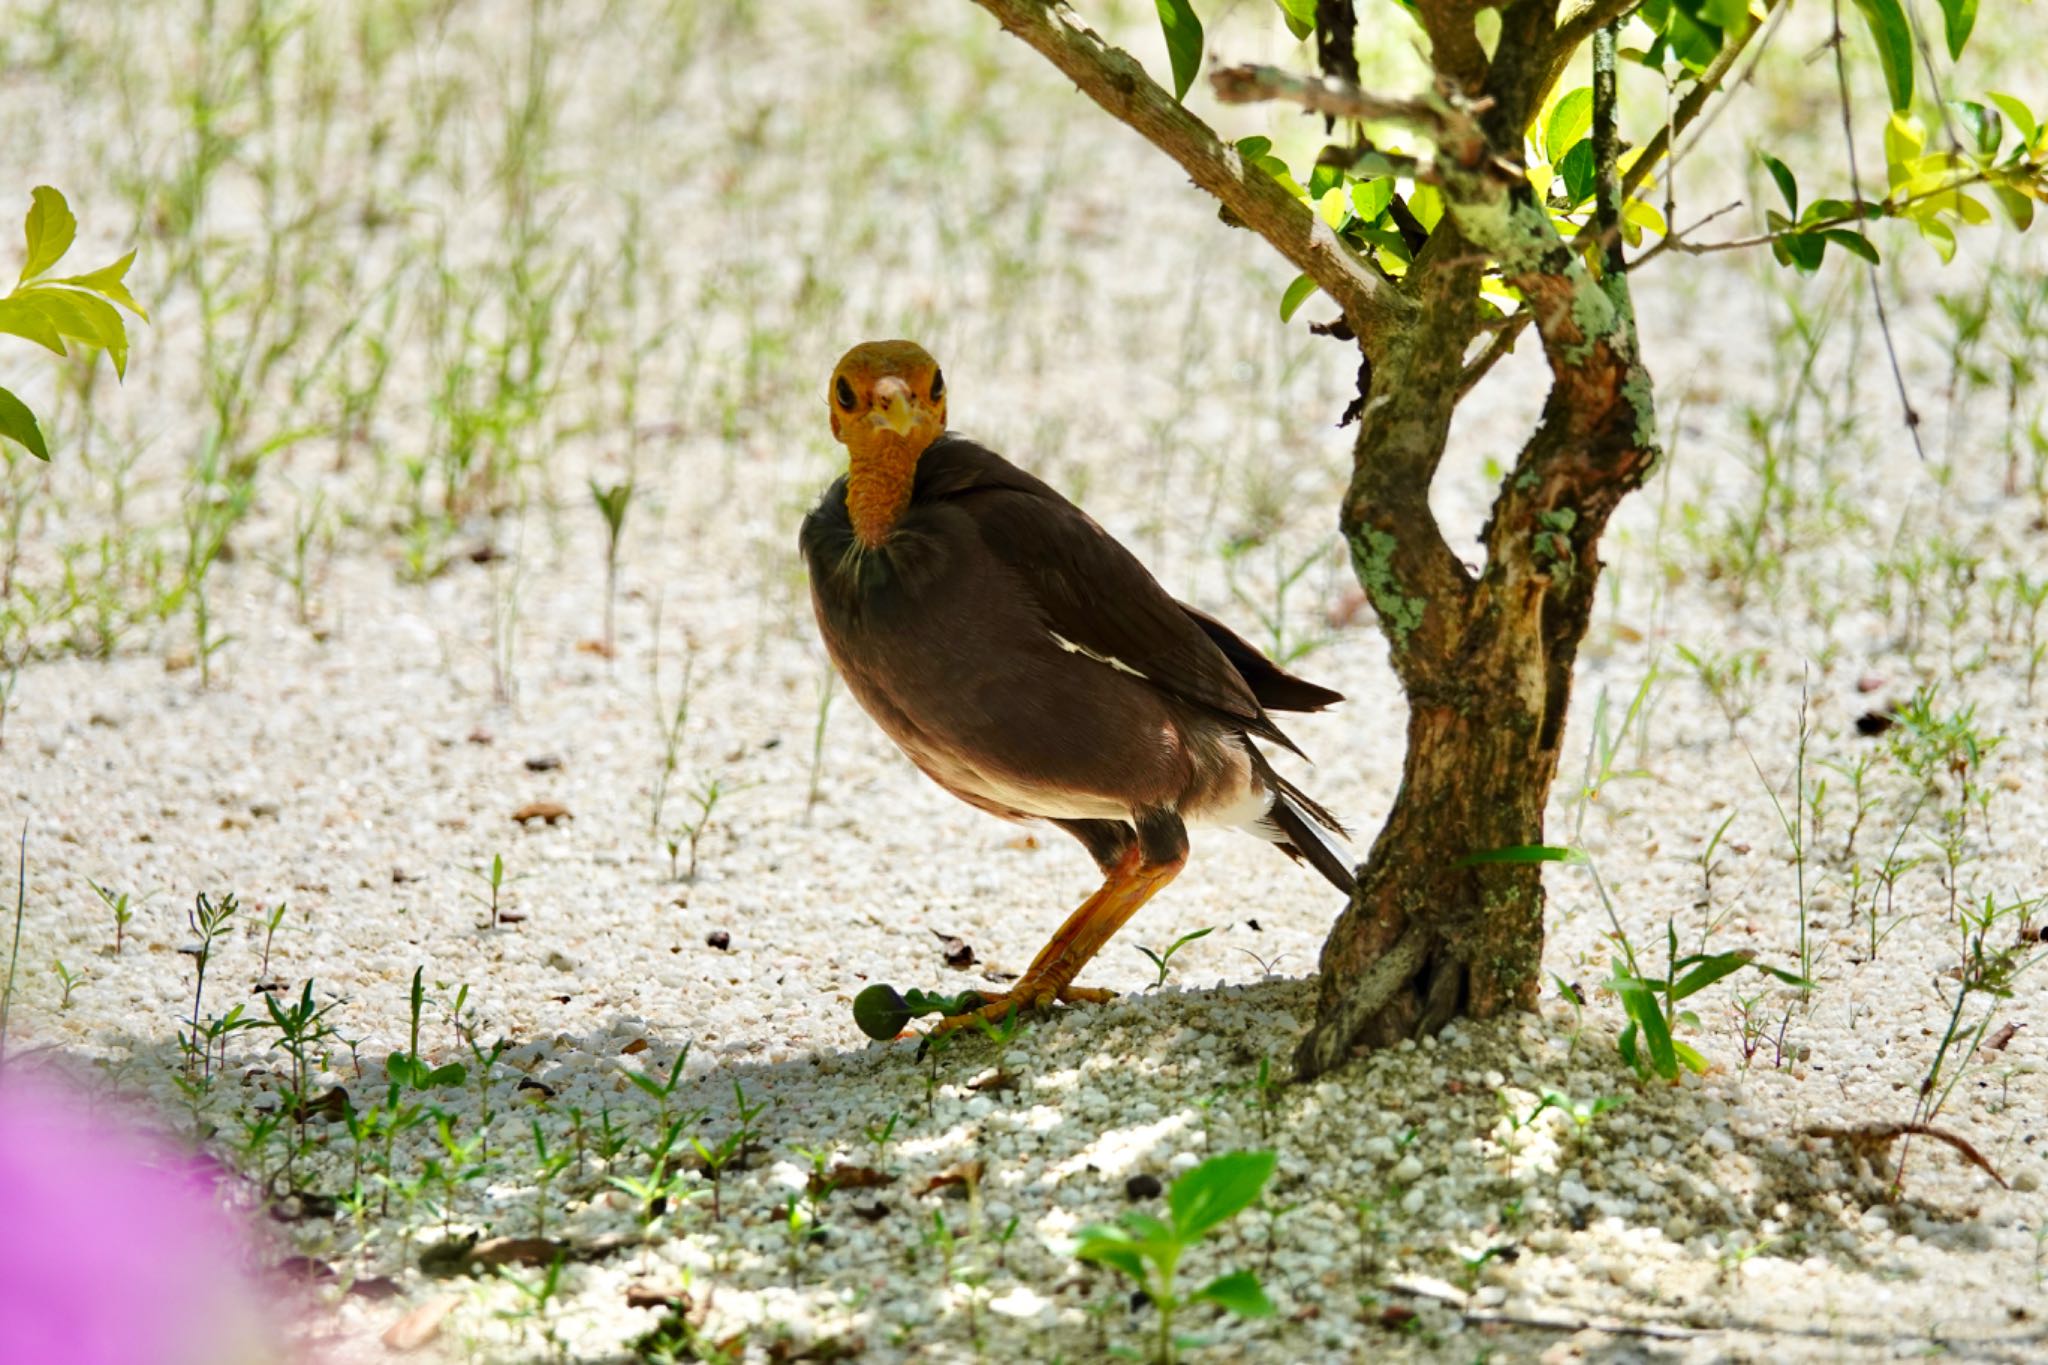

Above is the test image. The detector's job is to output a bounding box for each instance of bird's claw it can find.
[928,980,1116,1037]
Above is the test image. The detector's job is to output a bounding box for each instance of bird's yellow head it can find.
[829,340,948,548]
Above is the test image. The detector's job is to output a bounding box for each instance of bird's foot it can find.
[930,979,1115,1037]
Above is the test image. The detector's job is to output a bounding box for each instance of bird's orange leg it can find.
[934,844,1186,1035]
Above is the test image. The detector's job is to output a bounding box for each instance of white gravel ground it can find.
[2,1,2045,1362]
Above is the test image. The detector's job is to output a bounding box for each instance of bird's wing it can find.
[919,439,1309,755]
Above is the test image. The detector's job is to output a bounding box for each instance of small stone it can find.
[706,930,731,950]
[2013,1168,2041,1193]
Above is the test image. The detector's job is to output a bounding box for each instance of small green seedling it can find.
[387,967,467,1091]
[1136,926,1214,989]
[589,478,633,659]
[88,879,138,955]
[1070,1149,1278,1363]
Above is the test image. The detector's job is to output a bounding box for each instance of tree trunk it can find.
[1293,584,1594,1076]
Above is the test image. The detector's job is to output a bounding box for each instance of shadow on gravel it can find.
[16,973,2037,1363]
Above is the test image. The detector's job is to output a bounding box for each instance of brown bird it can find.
[801,340,1355,1034]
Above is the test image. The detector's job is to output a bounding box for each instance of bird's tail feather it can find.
[1245,745,1356,896]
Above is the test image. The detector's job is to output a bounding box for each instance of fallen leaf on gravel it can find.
[576,639,615,657]
[920,1160,983,1197]
[288,1085,351,1124]
[767,1334,864,1362]
[1854,711,1895,736]
[625,1283,692,1310]
[524,753,563,771]
[417,1233,479,1276]
[1980,1021,2021,1057]
[512,801,571,824]
[1856,674,1885,692]
[517,1076,556,1100]
[816,1163,893,1194]
[471,1236,567,1268]
[496,909,527,923]
[1805,1122,2008,1188]
[1378,1304,1417,1328]
[852,1201,891,1222]
[347,1276,401,1300]
[382,1294,461,1352]
[933,930,975,968]
[467,728,493,745]
[967,1070,1016,1094]
[274,1255,336,1285]
[621,1037,649,1055]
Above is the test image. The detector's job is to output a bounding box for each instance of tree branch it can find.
[1549,0,1644,67]
[1210,63,1491,167]
[968,0,1412,337]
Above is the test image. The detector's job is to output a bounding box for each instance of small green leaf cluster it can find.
[1071,1149,1277,1363]
[0,186,147,460]
[851,982,988,1040]
[1610,924,1810,1080]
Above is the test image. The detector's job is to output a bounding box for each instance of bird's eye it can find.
[929,369,945,401]
[835,376,856,410]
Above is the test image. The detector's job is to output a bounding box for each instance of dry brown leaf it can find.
[625,1282,692,1310]
[920,1159,983,1197]
[512,801,571,824]
[382,1294,461,1352]
[471,1236,567,1268]
[1806,1122,2008,1188]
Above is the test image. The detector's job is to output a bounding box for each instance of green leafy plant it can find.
[387,967,468,1092]
[589,478,633,658]
[0,187,148,460]
[1070,1149,1278,1363]
[1136,925,1214,989]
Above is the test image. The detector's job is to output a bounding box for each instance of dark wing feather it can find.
[1179,604,1344,714]
[916,438,1315,756]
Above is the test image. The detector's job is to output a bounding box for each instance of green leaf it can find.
[1851,0,1914,112]
[20,186,76,283]
[1917,217,1958,261]
[1273,0,1316,41]
[1406,184,1444,231]
[1611,968,1677,1078]
[1992,184,2035,231]
[1154,0,1204,103]
[1350,176,1394,222]
[1667,950,1756,1001]
[0,296,67,355]
[1760,153,1798,216]
[53,249,148,321]
[1169,1150,1276,1240]
[1071,1222,1149,1276]
[1458,844,1587,866]
[17,287,128,377]
[1192,1271,1276,1318]
[1823,229,1880,264]
[1671,1039,1711,1074]
[0,385,49,460]
[1278,273,1318,323]
[1986,93,2038,149]
[1544,88,1593,163]
[1698,0,1751,37]
[1947,101,2002,158]
[1557,140,1597,207]
[1936,0,1976,60]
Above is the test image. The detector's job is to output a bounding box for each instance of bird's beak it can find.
[871,376,917,436]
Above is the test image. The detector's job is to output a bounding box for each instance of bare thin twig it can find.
[1829,0,1925,459]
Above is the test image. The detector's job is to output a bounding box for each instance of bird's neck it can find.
[844,432,930,548]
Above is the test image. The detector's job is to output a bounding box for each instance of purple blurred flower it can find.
[0,1078,283,1365]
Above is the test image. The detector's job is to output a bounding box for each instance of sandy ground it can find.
[1,1,2045,1361]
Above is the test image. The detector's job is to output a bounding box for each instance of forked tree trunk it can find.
[1294,566,1598,1075]
[968,0,1658,1078]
